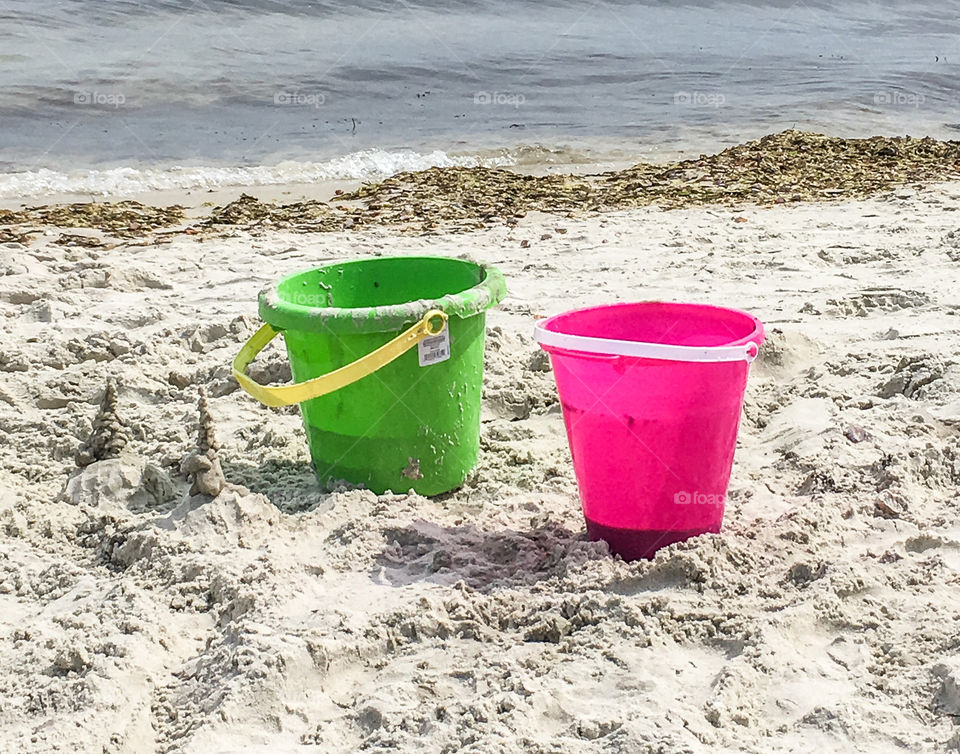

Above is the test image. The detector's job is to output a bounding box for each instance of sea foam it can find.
[0,148,516,200]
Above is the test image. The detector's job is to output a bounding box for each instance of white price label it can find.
[418,330,450,366]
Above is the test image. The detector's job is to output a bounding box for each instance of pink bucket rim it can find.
[534,301,765,364]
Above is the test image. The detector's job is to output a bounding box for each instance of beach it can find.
[5,0,960,748]
[2,159,960,751]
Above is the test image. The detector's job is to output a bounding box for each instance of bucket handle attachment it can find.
[233,309,448,407]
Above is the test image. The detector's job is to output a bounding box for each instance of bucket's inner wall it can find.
[276,257,484,310]
[545,302,759,347]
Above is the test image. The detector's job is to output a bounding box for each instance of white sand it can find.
[2,183,960,752]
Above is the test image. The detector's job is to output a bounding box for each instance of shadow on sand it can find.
[219,457,333,514]
[373,518,609,590]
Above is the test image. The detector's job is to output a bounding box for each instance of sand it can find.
[2,181,960,753]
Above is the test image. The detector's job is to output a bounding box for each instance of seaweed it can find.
[341,131,960,227]
[200,193,352,232]
[27,200,185,237]
[0,208,30,226]
[9,131,960,239]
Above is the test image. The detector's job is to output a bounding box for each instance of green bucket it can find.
[233,256,506,496]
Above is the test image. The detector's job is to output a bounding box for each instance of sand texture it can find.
[2,183,960,752]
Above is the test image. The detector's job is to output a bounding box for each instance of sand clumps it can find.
[62,382,237,512]
[60,380,177,512]
[3,183,960,751]
[481,326,558,421]
[180,389,228,498]
[74,379,128,467]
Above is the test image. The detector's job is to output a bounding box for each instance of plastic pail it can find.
[233,256,505,496]
[534,302,764,560]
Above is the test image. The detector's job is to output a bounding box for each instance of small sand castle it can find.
[181,387,227,497]
[75,378,128,467]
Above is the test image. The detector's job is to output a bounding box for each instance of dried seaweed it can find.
[9,131,960,240]
[340,131,960,226]
[598,130,960,209]
[0,228,36,245]
[53,233,110,248]
[27,200,185,237]
[339,167,596,231]
[201,193,352,232]
[0,209,30,226]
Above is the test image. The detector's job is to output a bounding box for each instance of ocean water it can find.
[1,0,958,197]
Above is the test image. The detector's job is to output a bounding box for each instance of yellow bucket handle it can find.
[232,309,448,407]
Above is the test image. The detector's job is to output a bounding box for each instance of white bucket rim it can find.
[533,322,760,363]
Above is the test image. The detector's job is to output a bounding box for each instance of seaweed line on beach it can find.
[0,201,185,244]
[2,130,959,240]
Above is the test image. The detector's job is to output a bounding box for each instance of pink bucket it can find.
[535,302,764,560]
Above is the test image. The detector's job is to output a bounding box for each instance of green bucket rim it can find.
[258,256,506,334]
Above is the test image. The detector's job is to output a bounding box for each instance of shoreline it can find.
[0,147,645,208]
[2,130,959,241]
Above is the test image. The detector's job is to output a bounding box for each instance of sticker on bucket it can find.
[418,329,450,366]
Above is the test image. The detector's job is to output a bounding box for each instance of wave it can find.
[0,148,520,200]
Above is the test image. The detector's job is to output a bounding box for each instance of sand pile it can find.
[2,182,960,752]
